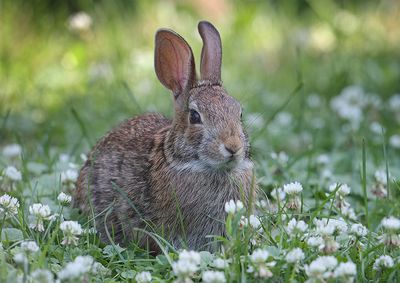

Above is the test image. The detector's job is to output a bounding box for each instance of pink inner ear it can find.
[198,21,222,83]
[155,30,195,96]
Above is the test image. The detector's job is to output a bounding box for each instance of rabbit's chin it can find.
[210,158,243,170]
[197,155,252,172]
[169,155,252,173]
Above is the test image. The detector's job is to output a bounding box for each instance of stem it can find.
[0,214,6,238]
[361,139,369,228]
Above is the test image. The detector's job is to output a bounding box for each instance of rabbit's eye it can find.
[189,109,202,124]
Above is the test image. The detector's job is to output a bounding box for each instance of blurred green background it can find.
[1,0,399,159]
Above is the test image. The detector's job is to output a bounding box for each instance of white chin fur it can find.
[169,158,253,173]
[219,144,232,158]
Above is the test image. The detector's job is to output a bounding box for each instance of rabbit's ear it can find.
[155,29,196,98]
[198,21,222,83]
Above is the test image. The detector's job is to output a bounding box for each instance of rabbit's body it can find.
[74,21,256,252]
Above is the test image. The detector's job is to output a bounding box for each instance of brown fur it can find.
[74,21,256,252]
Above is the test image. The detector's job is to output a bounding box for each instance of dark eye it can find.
[189,109,202,124]
[240,112,243,120]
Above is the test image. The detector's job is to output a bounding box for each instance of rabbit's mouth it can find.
[196,148,248,172]
[209,155,244,171]
[221,158,241,170]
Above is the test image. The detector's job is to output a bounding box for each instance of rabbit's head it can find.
[155,21,250,171]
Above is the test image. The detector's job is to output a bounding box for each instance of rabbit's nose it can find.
[225,145,243,156]
[223,138,243,156]
[224,146,236,155]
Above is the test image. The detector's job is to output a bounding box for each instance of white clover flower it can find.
[240,216,248,228]
[20,241,39,253]
[172,250,202,279]
[333,261,357,278]
[307,94,321,108]
[29,203,51,218]
[316,154,330,165]
[315,222,335,236]
[330,85,366,129]
[314,218,348,236]
[202,271,226,283]
[3,166,22,181]
[283,182,303,210]
[257,265,274,278]
[369,121,383,134]
[48,213,63,222]
[329,183,351,196]
[31,269,54,283]
[380,216,400,247]
[307,236,324,247]
[68,162,78,169]
[389,135,400,149]
[236,200,244,211]
[59,154,70,163]
[68,12,92,32]
[58,255,94,280]
[256,199,268,209]
[212,258,229,269]
[224,200,236,214]
[380,233,400,247]
[0,194,19,217]
[285,248,305,263]
[317,256,338,269]
[271,187,286,201]
[350,223,368,237]
[311,117,325,129]
[389,94,400,111]
[374,170,389,185]
[381,216,400,231]
[367,94,382,109]
[179,250,201,265]
[340,204,357,220]
[60,221,82,245]
[249,215,261,229]
[61,169,78,183]
[373,255,394,270]
[135,271,152,283]
[224,199,244,214]
[29,203,52,232]
[57,192,72,206]
[247,261,275,278]
[305,256,338,279]
[271,151,289,165]
[13,253,28,265]
[286,218,308,235]
[321,168,333,180]
[275,112,293,127]
[2,144,22,158]
[283,182,303,195]
[172,260,199,278]
[250,249,269,263]
[320,238,340,254]
[80,153,88,161]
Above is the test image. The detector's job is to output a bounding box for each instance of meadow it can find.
[1,1,400,282]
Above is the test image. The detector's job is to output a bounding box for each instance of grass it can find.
[1,0,400,282]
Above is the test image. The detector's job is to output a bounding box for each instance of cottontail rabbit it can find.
[74,21,256,252]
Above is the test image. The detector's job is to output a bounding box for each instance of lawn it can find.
[1,0,400,282]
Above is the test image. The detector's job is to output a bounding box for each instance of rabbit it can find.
[74,21,256,253]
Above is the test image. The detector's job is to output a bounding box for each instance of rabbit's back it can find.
[74,113,171,243]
